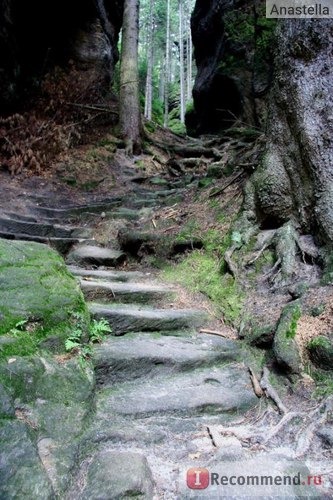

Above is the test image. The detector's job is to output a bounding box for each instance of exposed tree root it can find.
[260,366,288,414]
[248,367,264,398]
[224,243,239,277]
[209,395,333,460]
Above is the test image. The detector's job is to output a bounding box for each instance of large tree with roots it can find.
[228,19,333,286]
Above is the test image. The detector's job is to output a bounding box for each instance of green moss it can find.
[162,217,244,326]
[273,301,303,373]
[285,305,301,339]
[308,367,333,398]
[175,221,201,243]
[163,249,244,326]
[308,336,331,350]
[0,239,89,359]
[310,304,325,317]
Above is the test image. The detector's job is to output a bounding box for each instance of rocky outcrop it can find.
[0,238,87,337]
[188,0,274,135]
[0,0,124,110]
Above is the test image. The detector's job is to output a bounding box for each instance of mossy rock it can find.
[273,301,302,373]
[247,323,276,348]
[0,239,88,355]
[207,163,224,179]
[308,335,333,371]
[0,355,94,496]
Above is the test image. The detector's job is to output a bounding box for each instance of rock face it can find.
[0,0,124,110]
[0,238,86,335]
[189,0,274,135]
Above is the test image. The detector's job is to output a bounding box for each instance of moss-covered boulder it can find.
[273,301,303,373]
[0,355,95,496]
[0,239,87,336]
[308,335,333,371]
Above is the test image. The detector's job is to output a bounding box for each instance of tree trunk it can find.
[119,0,142,155]
[144,0,154,121]
[178,0,186,124]
[187,21,193,103]
[164,0,171,127]
[234,19,333,281]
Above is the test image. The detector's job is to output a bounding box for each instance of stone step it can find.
[0,231,92,254]
[66,245,126,267]
[88,303,206,335]
[96,363,257,417]
[126,198,159,209]
[33,199,123,219]
[93,333,241,385]
[80,279,173,304]
[4,212,39,222]
[67,266,149,282]
[0,217,91,239]
[103,208,142,221]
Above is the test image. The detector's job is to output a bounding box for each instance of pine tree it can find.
[119,0,142,155]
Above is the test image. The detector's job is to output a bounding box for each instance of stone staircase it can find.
[1,178,328,499]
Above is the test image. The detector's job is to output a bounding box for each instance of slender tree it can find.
[186,4,193,103]
[163,0,171,127]
[178,0,186,123]
[144,0,154,120]
[119,0,142,155]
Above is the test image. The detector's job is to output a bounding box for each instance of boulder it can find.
[0,239,87,336]
[273,302,303,373]
[81,451,154,500]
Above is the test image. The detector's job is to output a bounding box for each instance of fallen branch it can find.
[65,102,118,114]
[162,225,178,233]
[209,170,244,198]
[200,328,230,338]
[260,366,288,414]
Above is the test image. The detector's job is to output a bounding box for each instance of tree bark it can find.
[178,0,186,124]
[164,0,171,127]
[119,0,142,155]
[144,0,154,121]
[254,20,333,242]
[234,19,333,280]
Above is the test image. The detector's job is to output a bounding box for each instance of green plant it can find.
[89,319,112,343]
[8,319,28,336]
[65,327,83,352]
[65,317,112,363]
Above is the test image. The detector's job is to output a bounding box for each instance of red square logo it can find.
[187,468,210,489]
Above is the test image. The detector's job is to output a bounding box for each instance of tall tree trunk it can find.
[164,0,171,127]
[233,19,333,282]
[186,14,193,103]
[144,0,154,120]
[178,0,186,124]
[119,0,141,155]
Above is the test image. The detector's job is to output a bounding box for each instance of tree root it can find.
[248,367,264,398]
[224,243,239,277]
[260,366,288,414]
[263,411,301,444]
[208,395,333,461]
